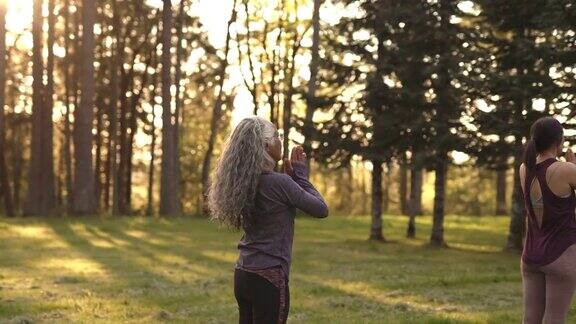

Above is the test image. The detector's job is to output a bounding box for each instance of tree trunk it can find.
[56,144,63,206]
[496,168,507,216]
[506,145,525,251]
[146,91,158,217]
[24,0,56,216]
[302,0,322,170]
[360,164,368,215]
[108,0,123,215]
[382,167,389,212]
[266,17,279,129]
[124,48,154,212]
[201,0,237,209]
[406,205,416,238]
[94,96,104,206]
[104,52,117,212]
[63,0,73,212]
[241,0,259,116]
[399,163,408,215]
[370,159,385,241]
[146,126,157,216]
[72,0,97,215]
[407,163,420,238]
[173,0,186,212]
[473,169,482,216]
[430,153,448,247]
[125,96,137,211]
[73,2,81,131]
[11,124,25,211]
[346,165,354,213]
[159,0,180,215]
[281,31,300,161]
[282,71,293,161]
[116,31,140,216]
[93,19,109,208]
[412,165,423,215]
[117,81,129,214]
[47,0,57,210]
[0,2,14,216]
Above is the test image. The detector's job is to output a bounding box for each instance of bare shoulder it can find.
[554,161,576,174]
[519,163,526,189]
[519,163,526,177]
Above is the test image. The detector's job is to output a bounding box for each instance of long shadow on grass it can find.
[45,219,233,315]
[0,218,78,269]
[2,216,521,322]
[99,219,490,323]
[72,218,240,290]
[54,218,236,274]
[78,219,245,320]
[92,219,238,278]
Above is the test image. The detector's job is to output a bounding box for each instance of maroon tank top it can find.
[522,158,576,266]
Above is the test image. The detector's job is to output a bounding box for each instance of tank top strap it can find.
[523,164,539,220]
[535,158,560,198]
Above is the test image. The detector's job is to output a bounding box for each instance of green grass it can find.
[0,214,573,323]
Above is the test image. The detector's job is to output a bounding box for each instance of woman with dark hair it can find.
[208,116,328,324]
[520,116,576,324]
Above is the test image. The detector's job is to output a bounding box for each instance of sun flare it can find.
[5,0,32,34]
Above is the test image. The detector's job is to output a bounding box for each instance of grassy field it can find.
[0,214,574,323]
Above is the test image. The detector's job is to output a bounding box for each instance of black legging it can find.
[234,268,290,324]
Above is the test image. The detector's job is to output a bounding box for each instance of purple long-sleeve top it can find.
[236,163,329,278]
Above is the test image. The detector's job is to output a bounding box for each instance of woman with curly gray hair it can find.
[208,116,328,324]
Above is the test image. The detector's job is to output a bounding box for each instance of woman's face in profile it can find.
[266,129,283,162]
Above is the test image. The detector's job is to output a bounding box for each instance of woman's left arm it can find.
[280,177,329,218]
[280,146,328,218]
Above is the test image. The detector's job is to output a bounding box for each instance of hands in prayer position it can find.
[283,146,306,177]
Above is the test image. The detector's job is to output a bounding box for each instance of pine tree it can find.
[24,0,56,216]
[470,0,566,250]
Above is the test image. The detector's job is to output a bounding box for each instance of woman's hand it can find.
[283,146,307,176]
[290,146,307,165]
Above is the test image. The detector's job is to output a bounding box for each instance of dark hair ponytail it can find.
[524,117,564,172]
[524,139,537,171]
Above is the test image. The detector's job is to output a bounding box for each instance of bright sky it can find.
[4,2,32,32]
[146,0,310,126]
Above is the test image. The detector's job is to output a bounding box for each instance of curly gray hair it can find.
[207,116,277,229]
